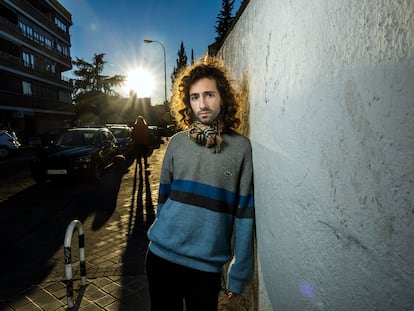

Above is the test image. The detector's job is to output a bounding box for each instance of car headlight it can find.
[75,155,92,163]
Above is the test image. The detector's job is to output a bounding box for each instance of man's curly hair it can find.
[170,56,241,133]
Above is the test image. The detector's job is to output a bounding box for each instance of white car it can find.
[0,130,21,159]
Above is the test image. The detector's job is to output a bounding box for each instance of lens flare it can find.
[299,281,315,299]
[125,67,155,98]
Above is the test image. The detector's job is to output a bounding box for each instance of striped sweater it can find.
[147,130,255,294]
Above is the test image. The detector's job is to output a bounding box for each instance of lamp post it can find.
[144,39,167,103]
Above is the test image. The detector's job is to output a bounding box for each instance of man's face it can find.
[189,77,222,124]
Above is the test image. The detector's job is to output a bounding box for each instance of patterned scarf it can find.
[188,121,224,153]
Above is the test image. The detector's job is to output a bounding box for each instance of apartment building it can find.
[0,0,73,143]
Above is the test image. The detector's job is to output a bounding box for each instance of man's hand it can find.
[227,291,239,300]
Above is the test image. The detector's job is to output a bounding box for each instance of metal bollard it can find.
[64,220,86,309]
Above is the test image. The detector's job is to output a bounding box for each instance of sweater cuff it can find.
[227,275,247,294]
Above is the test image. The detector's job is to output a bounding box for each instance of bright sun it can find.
[124,67,155,97]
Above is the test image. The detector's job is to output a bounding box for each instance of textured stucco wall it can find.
[217,0,414,310]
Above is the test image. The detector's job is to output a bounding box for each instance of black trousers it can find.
[145,250,222,311]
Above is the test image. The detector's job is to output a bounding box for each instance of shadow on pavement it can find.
[119,157,155,309]
[0,168,123,302]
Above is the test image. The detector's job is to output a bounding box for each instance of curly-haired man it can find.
[146,56,255,311]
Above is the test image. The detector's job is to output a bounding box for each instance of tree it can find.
[71,53,126,123]
[72,53,125,100]
[170,41,188,90]
[214,0,235,43]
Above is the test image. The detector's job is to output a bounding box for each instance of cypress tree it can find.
[171,41,188,90]
[214,0,235,43]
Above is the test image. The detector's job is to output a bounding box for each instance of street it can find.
[0,148,36,204]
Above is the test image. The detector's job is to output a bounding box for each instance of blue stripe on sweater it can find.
[159,180,254,213]
[239,193,254,209]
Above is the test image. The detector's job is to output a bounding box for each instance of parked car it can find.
[148,125,163,150]
[31,127,119,182]
[0,130,21,159]
[40,127,69,146]
[106,124,133,154]
[159,124,179,138]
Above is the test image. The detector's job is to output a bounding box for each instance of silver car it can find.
[0,130,21,159]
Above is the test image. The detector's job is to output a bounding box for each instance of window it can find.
[39,35,45,46]
[45,38,52,50]
[18,21,26,35]
[22,81,32,95]
[54,17,67,32]
[56,43,70,56]
[22,52,35,69]
[33,32,46,46]
[46,63,56,73]
[56,43,62,54]
[27,27,33,39]
[62,45,69,56]
[19,22,33,39]
[33,32,40,43]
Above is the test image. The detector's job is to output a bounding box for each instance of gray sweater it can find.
[148,130,255,294]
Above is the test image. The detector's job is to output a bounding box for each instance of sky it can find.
[58,0,243,105]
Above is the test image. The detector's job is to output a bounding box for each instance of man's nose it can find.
[199,96,207,109]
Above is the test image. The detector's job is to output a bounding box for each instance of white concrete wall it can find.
[218,0,414,310]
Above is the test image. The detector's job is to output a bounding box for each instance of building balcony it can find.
[0,91,75,114]
[0,17,71,70]
[0,50,72,89]
[9,0,71,42]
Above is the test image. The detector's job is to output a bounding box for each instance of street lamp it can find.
[144,39,167,103]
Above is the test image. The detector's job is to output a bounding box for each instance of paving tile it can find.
[89,278,112,289]
[14,303,42,310]
[6,296,32,310]
[25,288,57,308]
[40,300,65,311]
[43,282,67,300]
[101,282,121,296]
[78,302,104,310]
[83,289,106,302]
[94,294,117,308]
[104,300,121,311]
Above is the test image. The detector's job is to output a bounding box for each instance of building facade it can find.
[0,0,73,143]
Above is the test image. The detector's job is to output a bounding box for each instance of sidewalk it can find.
[0,145,163,311]
[0,140,257,311]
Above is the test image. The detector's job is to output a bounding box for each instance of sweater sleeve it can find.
[156,137,174,214]
[227,141,255,294]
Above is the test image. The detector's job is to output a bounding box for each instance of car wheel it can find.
[92,163,103,181]
[0,146,9,159]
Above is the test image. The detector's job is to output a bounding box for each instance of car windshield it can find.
[56,131,100,147]
[110,128,129,139]
[0,132,14,139]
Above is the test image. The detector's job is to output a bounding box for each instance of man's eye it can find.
[190,95,199,101]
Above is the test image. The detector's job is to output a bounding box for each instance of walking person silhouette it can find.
[131,115,151,170]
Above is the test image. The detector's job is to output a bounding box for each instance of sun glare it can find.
[125,67,155,98]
